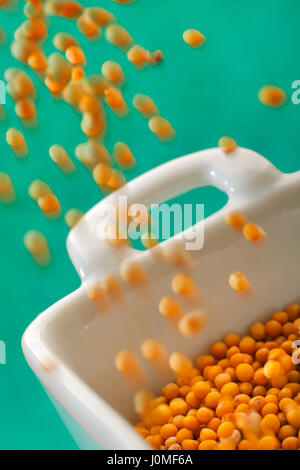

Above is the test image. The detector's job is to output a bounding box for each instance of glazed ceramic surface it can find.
[22,148,300,449]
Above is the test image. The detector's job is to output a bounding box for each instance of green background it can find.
[0,0,299,450]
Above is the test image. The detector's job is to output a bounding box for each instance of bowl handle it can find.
[67,147,281,279]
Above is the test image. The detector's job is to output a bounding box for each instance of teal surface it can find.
[0,0,300,450]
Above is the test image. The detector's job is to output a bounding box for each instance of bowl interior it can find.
[41,174,300,423]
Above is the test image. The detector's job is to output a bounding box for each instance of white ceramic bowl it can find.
[22,147,300,449]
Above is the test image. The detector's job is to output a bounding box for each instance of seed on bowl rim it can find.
[100,273,123,298]
[40,354,57,372]
[86,281,105,300]
[141,232,158,250]
[218,136,238,153]
[120,259,147,284]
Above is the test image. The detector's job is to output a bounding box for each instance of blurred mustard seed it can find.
[107,169,126,190]
[148,116,175,141]
[28,50,47,71]
[101,61,124,86]
[127,45,148,68]
[183,29,206,48]
[133,94,158,118]
[113,142,136,168]
[6,128,28,156]
[53,32,78,51]
[24,230,51,266]
[169,352,193,375]
[225,211,246,230]
[45,1,83,19]
[120,259,147,284]
[49,144,75,173]
[92,162,112,186]
[76,14,100,39]
[100,273,122,297]
[65,45,86,66]
[84,7,115,26]
[158,296,181,318]
[15,98,36,120]
[6,127,26,148]
[0,172,12,194]
[258,85,286,107]
[141,338,166,362]
[228,270,250,291]
[81,112,105,137]
[8,70,36,100]
[37,193,61,216]
[178,310,205,337]
[71,67,85,82]
[113,0,135,4]
[141,232,158,250]
[0,172,15,203]
[115,350,140,373]
[171,273,195,295]
[28,180,51,200]
[104,86,128,116]
[105,23,133,50]
[10,36,38,63]
[243,222,265,243]
[64,209,83,228]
